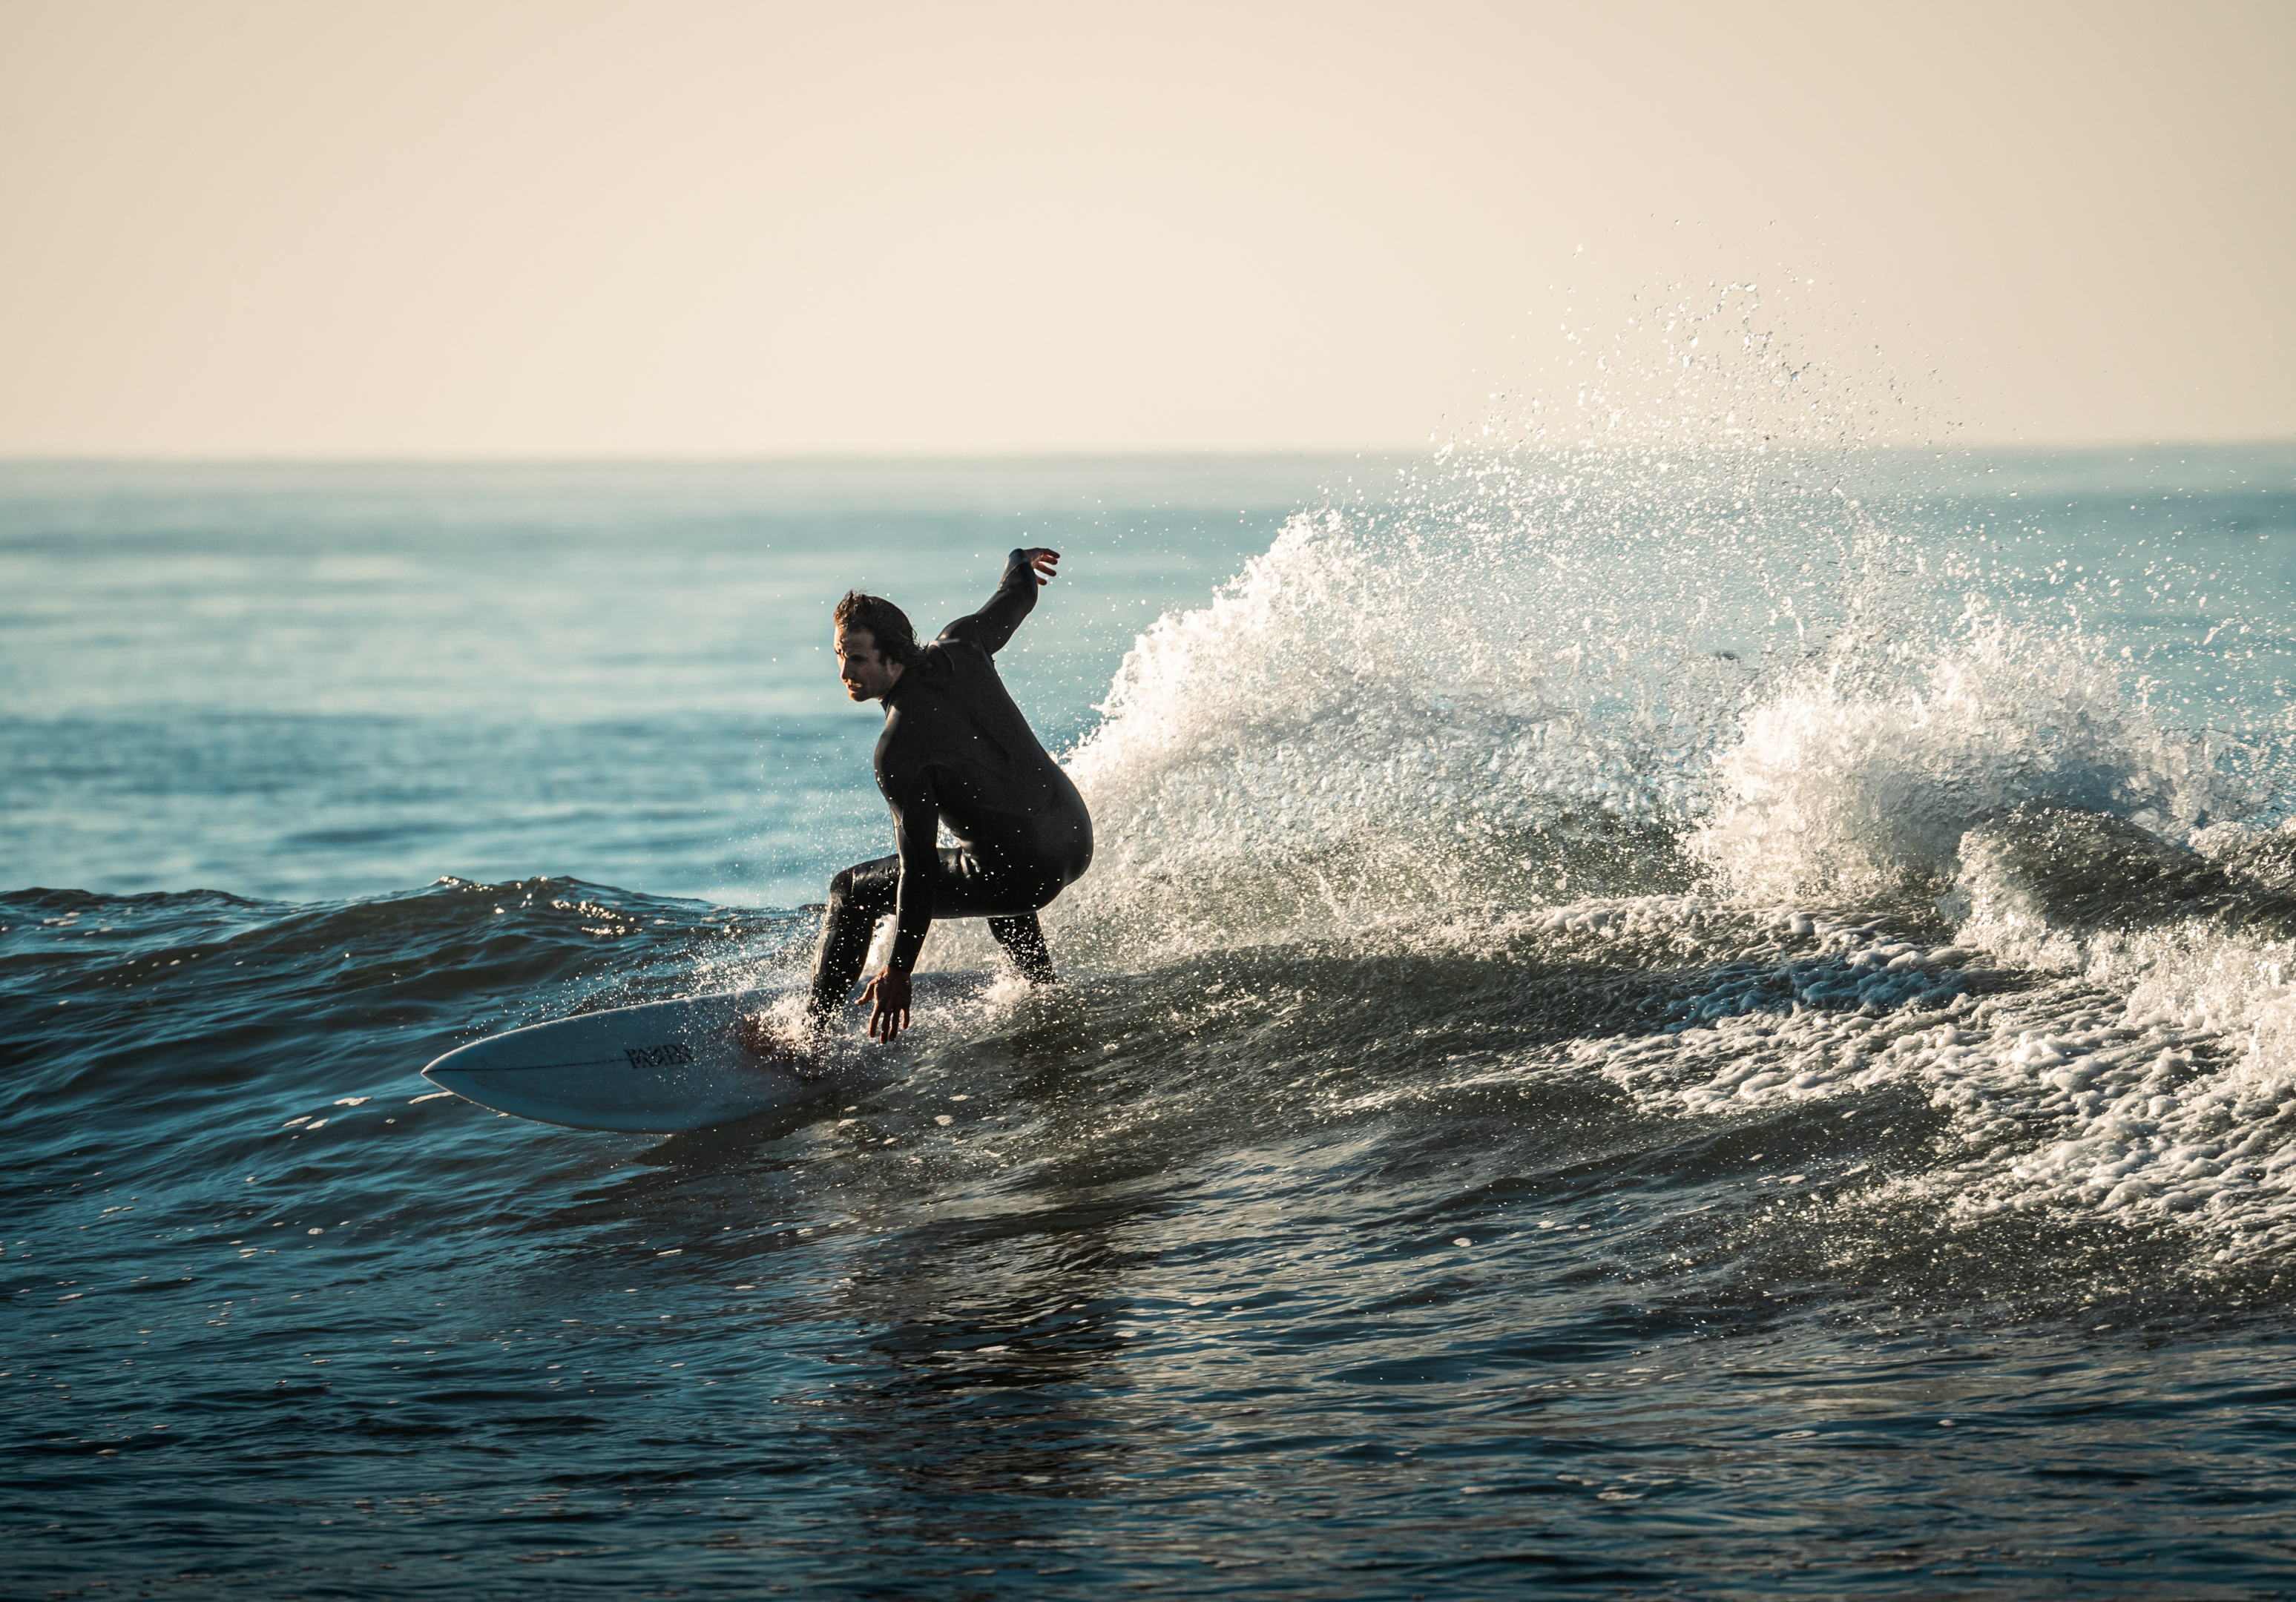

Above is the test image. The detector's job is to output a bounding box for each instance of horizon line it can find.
[1,435,2292,469]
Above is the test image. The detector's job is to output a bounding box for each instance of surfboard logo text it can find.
[623,1041,697,1069]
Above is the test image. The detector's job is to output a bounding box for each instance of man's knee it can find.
[826,863,901,925]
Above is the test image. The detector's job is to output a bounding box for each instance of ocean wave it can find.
[944,428,2296,1276]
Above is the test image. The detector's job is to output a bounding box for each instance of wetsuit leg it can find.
[806,851,1037,1020]
[806,856,901,1021]
[807,831,1085,1022]
[987,914,1056,983]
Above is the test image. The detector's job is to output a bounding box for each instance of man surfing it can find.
[741,547,1093,1061]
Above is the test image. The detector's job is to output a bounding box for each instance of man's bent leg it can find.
[801,843,1071,1034]
[806,857,900,1024]
[987,914,1056,984]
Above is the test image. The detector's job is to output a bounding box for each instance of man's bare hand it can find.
[858,969,912,1044]
[1022,547,1061,586]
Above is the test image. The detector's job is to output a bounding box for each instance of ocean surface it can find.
[8,424,2296,1596]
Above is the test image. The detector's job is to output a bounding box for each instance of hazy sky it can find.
[1,1,2289,456]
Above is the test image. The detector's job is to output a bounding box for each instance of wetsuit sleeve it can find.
[937,550,1038,656]
[886,772,942,975]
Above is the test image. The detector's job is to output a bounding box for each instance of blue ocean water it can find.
[7,435,2296,1598]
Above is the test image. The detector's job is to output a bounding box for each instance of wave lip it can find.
[1949,803,2296,951]
[1694,610,2257,906]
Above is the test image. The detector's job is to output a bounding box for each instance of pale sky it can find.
[1,0,2289,456]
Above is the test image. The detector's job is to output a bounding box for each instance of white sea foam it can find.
[1045,507,1707,959]
[1540,820,2296,1263]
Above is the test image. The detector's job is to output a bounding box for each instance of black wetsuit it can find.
[806,550,1093,1018]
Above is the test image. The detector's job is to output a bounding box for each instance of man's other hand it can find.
[858,969,912,1044]
[1022,548,1061,585]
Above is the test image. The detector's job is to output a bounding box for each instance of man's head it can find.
[832,590,919,702]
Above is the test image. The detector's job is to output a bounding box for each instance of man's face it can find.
[835,627,901,702]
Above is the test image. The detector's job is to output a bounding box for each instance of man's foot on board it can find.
[734,1012,820,1075]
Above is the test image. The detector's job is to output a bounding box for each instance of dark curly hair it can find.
[832,590,922,667]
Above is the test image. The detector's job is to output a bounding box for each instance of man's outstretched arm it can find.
[941,547,1060,655]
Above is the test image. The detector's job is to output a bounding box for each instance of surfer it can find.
[741,547,1093,1059]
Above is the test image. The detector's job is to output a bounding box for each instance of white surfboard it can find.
[420,992,869,1133]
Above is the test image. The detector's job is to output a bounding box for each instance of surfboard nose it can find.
[412,989,862,1132]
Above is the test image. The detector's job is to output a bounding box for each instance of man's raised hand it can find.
[1023,548,1061,586]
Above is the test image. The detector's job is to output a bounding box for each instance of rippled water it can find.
[9,426,2296,1597]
